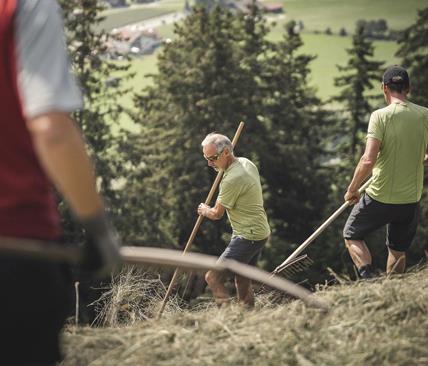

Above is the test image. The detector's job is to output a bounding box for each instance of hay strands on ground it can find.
[0,237,328,310]
[272,177,373,277]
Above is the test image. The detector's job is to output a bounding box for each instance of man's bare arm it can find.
[26,112,104,218]
[345,137,381,203]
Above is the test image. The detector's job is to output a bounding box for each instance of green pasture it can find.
[107,0,426,130]
[264,0,426,33]
[121,33,398,102]
[97,0,186,31]
[100,0,427,34]
[302,34,399,100]
[116,33,397,132]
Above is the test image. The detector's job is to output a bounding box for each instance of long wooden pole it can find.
[272,177,373,276]
[157,122,245,319]
[0,239,328,310]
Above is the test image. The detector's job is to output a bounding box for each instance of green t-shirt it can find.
[217,157,271,241]
[366,101,428,204]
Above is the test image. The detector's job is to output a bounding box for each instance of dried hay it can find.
[61,264,428,366]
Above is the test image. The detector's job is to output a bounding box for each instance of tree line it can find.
[59,1,428,287]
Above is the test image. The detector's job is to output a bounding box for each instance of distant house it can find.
[102,0,127,8]
[223,0,263,14]
[263,3,284,13]
[107,26,162,59]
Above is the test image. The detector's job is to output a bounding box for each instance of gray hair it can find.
[201,133,233,154]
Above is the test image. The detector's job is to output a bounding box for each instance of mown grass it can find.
[61,264,428,365]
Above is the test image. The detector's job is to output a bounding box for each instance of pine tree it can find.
[58,0,138,324]
[332,23,384,161]
[396,7,428,106]
[257,20,332,271]
[320,23,385,278]
[58,0,135,243]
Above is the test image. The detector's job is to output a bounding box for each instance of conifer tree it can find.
[396,7,428,106]
[58,0,135,243]
[333,23,384,161]
[321,23,384,277]
[258,20,332,270]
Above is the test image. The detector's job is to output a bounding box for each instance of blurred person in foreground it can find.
[198,133,271,307]
[343,65,428,279]
[0,0,120,364]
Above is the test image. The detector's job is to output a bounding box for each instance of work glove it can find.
[80,211,122,278]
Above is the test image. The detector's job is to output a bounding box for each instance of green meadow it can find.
[126,34,399,101]
[106,0,427,129]
[269,0,425,33]
[98,0,185,31]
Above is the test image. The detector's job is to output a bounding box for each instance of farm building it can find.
[107,25,161,58]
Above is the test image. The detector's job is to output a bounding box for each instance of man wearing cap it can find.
[343,65,428,279]
[198,133,271,306]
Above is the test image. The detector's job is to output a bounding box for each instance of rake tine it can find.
[277,255,314,278]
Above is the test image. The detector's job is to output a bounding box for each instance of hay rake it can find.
[272,177,373,278]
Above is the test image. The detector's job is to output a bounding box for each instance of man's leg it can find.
[386,248,406,274]
[205,270,230,305]
[212,236,266,306]
[344,239,372,268]
[385,202,418,275]
[344,239,374,278]
[234,275,254,307]
[343,194,389,279]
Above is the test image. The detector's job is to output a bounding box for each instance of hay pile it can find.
[61,265,428,366]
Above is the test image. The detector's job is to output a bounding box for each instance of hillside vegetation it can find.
[61,264,428,366]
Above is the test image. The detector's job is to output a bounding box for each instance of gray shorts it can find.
[218,235,267,266]
[343,193,419,251]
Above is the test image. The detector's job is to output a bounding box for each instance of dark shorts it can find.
[0,254,73,365]
[343,193,419,251]
[218,235,267,266]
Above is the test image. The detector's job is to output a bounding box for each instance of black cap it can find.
[383,65,409,86]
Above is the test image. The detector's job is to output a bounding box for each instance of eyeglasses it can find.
[204,149,224,162]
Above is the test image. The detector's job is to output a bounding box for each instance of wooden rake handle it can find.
[0,238,328,310]
[157,122,245,319]
[272,177,373,275]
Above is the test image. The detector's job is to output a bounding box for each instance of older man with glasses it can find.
[198,133,271,306]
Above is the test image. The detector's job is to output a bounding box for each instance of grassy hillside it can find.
[61,264,428,365]
[273,0,426,33]
[97,0,185,31]
[117,33,397,106]
[103,0,427,130]
[99,0,427,33]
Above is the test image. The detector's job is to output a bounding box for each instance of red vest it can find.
[0,0,60,240]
